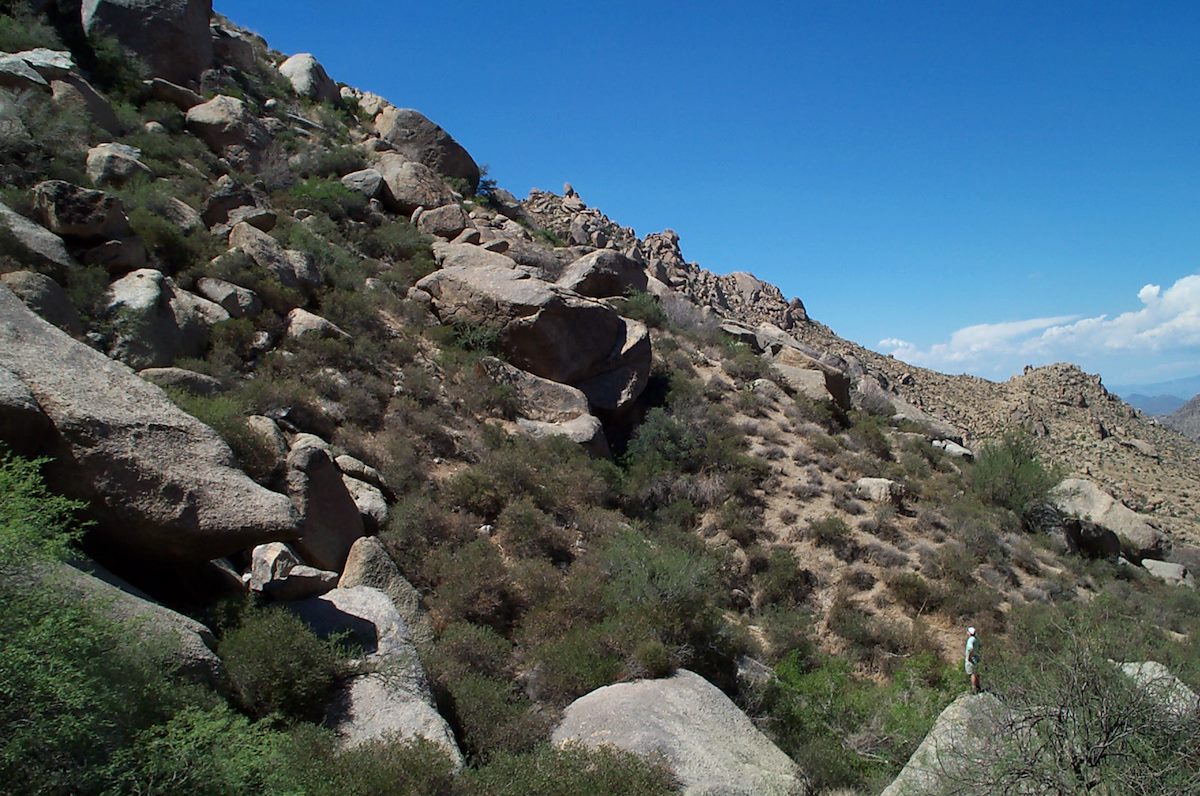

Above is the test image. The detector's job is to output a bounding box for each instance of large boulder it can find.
[1062,517,1121,560]
[855,477,906,506]
[185,95,269,157]
[376,155,454,215]
[248,541,338,600]
[50,75,121,135]
[415,264,650,412]
[0,366,52,456]
[289,586,461,761]
[552,669,807,795]
[416,203,470,240]
[476,356,610,454]
[0,271,82,335]
[1117,662,1200,717]
[32,180,130,241]
[341,474,387,532]
[82,0,213,86]
[373,107,479,189]
[286,445,364,572]
[228,222,321,293]
[86,143,153,187]
[1053,478,1168,562]
[557,249,648,298]
[0,285,300,560]
[52,560,226,688]
[881,693,1008,796]
[768,346,851,409]
[1141,559,1195,589]
[337,536,432,651]
[138,366,224,397]
[0,201,76,275]
[278,53,340,104]
[104,269,229,369]
[431,240,519,270]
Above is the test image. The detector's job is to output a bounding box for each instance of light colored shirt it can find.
[965,636,980,664]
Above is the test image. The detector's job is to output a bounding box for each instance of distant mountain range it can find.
[1163,395,1200,441]
[1108,374,1200,416]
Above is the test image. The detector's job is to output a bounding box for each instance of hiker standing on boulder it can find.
[964,626,981,693]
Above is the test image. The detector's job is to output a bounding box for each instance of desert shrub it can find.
[217,606,345,722]
[527,623,624,705]
[845,412,892,460]
[165,389,276,484]
[969,433,1063,528]
[616,289,667,328]
[201,247,304,313]
[283,731,458,796]
[718,500,761,546]
[105,705,291,795]
[791,394,847,432]
[286,177,368,221]
[120,128,217,182]
[0,5,64,52]
[0,449,85,564]
[885,571,945,613]
[127,204,216,274]
[756,548,816,608]
[426,538,521,631]
[428,621,513,688]
[496,496,574,562]
[381,492,476,584]
[808,515,858,560]
[760,606,818,664]
[721,340,770,384]
[445,673,549,761]
[448,434,615,522]
[293,145,367,178]
[0,90,90,187]
[462,742,679,796]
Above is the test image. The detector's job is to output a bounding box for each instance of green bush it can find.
[294,145,367,178]
[969,433,1063,528]
[0,6,64,52]
[426,538,521,631]
[287,177,368,221]
[756,548,815,608]
[446,672,549,761]
[0,449,86,564]
[217,606,345,722]
[496,496,574,562]
[462,742,679,796]
[616,290,668,328]
[885,570,945,612]
[105,705,290,795]
[284,730,458,796]
[165,389,277,484]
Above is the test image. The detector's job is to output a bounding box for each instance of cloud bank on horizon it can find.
[880,274,1200,383]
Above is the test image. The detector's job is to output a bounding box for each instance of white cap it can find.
[967,626,976,636]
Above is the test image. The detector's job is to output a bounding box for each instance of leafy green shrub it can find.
[721,340,770,383]
[426,538,521,631]
[0,6,64,52]
[885,570,944,612]
[0,449,85,564]
[969,433,1063,528]
[293,145,367,179]
[616,290,668,328]
[0,90,90,187]
[428,621,512,688]
[756,548,816,608]
[808,515,857,560]
[496,496,574,562]
[217,606,344,722]
[165,389,277,484]
[462,742,680,796]
[846,411,892,460]
[105,705,290,795]
[287,177,368,221]
[446,672,549,760]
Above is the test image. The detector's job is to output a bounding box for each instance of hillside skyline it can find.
[216,1,1200,386]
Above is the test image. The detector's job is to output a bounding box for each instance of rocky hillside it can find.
[1163,394,1200,441]
[1,3,1197,795]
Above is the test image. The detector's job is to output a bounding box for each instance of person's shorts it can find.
[965,660,976,675]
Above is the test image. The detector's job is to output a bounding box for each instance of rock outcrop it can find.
[373,107,480,189]
[289,586,461,762]
[1053,478,1167,562]
[415,264,650,412]
[881,693,1008,796]
[0,286,299,560]
[552,669,807,796]
[278,53,339,104]
[82,0,213,87]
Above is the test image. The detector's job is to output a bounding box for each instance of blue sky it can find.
[217,1,1200,388]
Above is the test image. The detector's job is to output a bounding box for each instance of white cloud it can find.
[879,274,1200,378]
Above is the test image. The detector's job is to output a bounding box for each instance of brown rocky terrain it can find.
[1164,393,1200,442]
